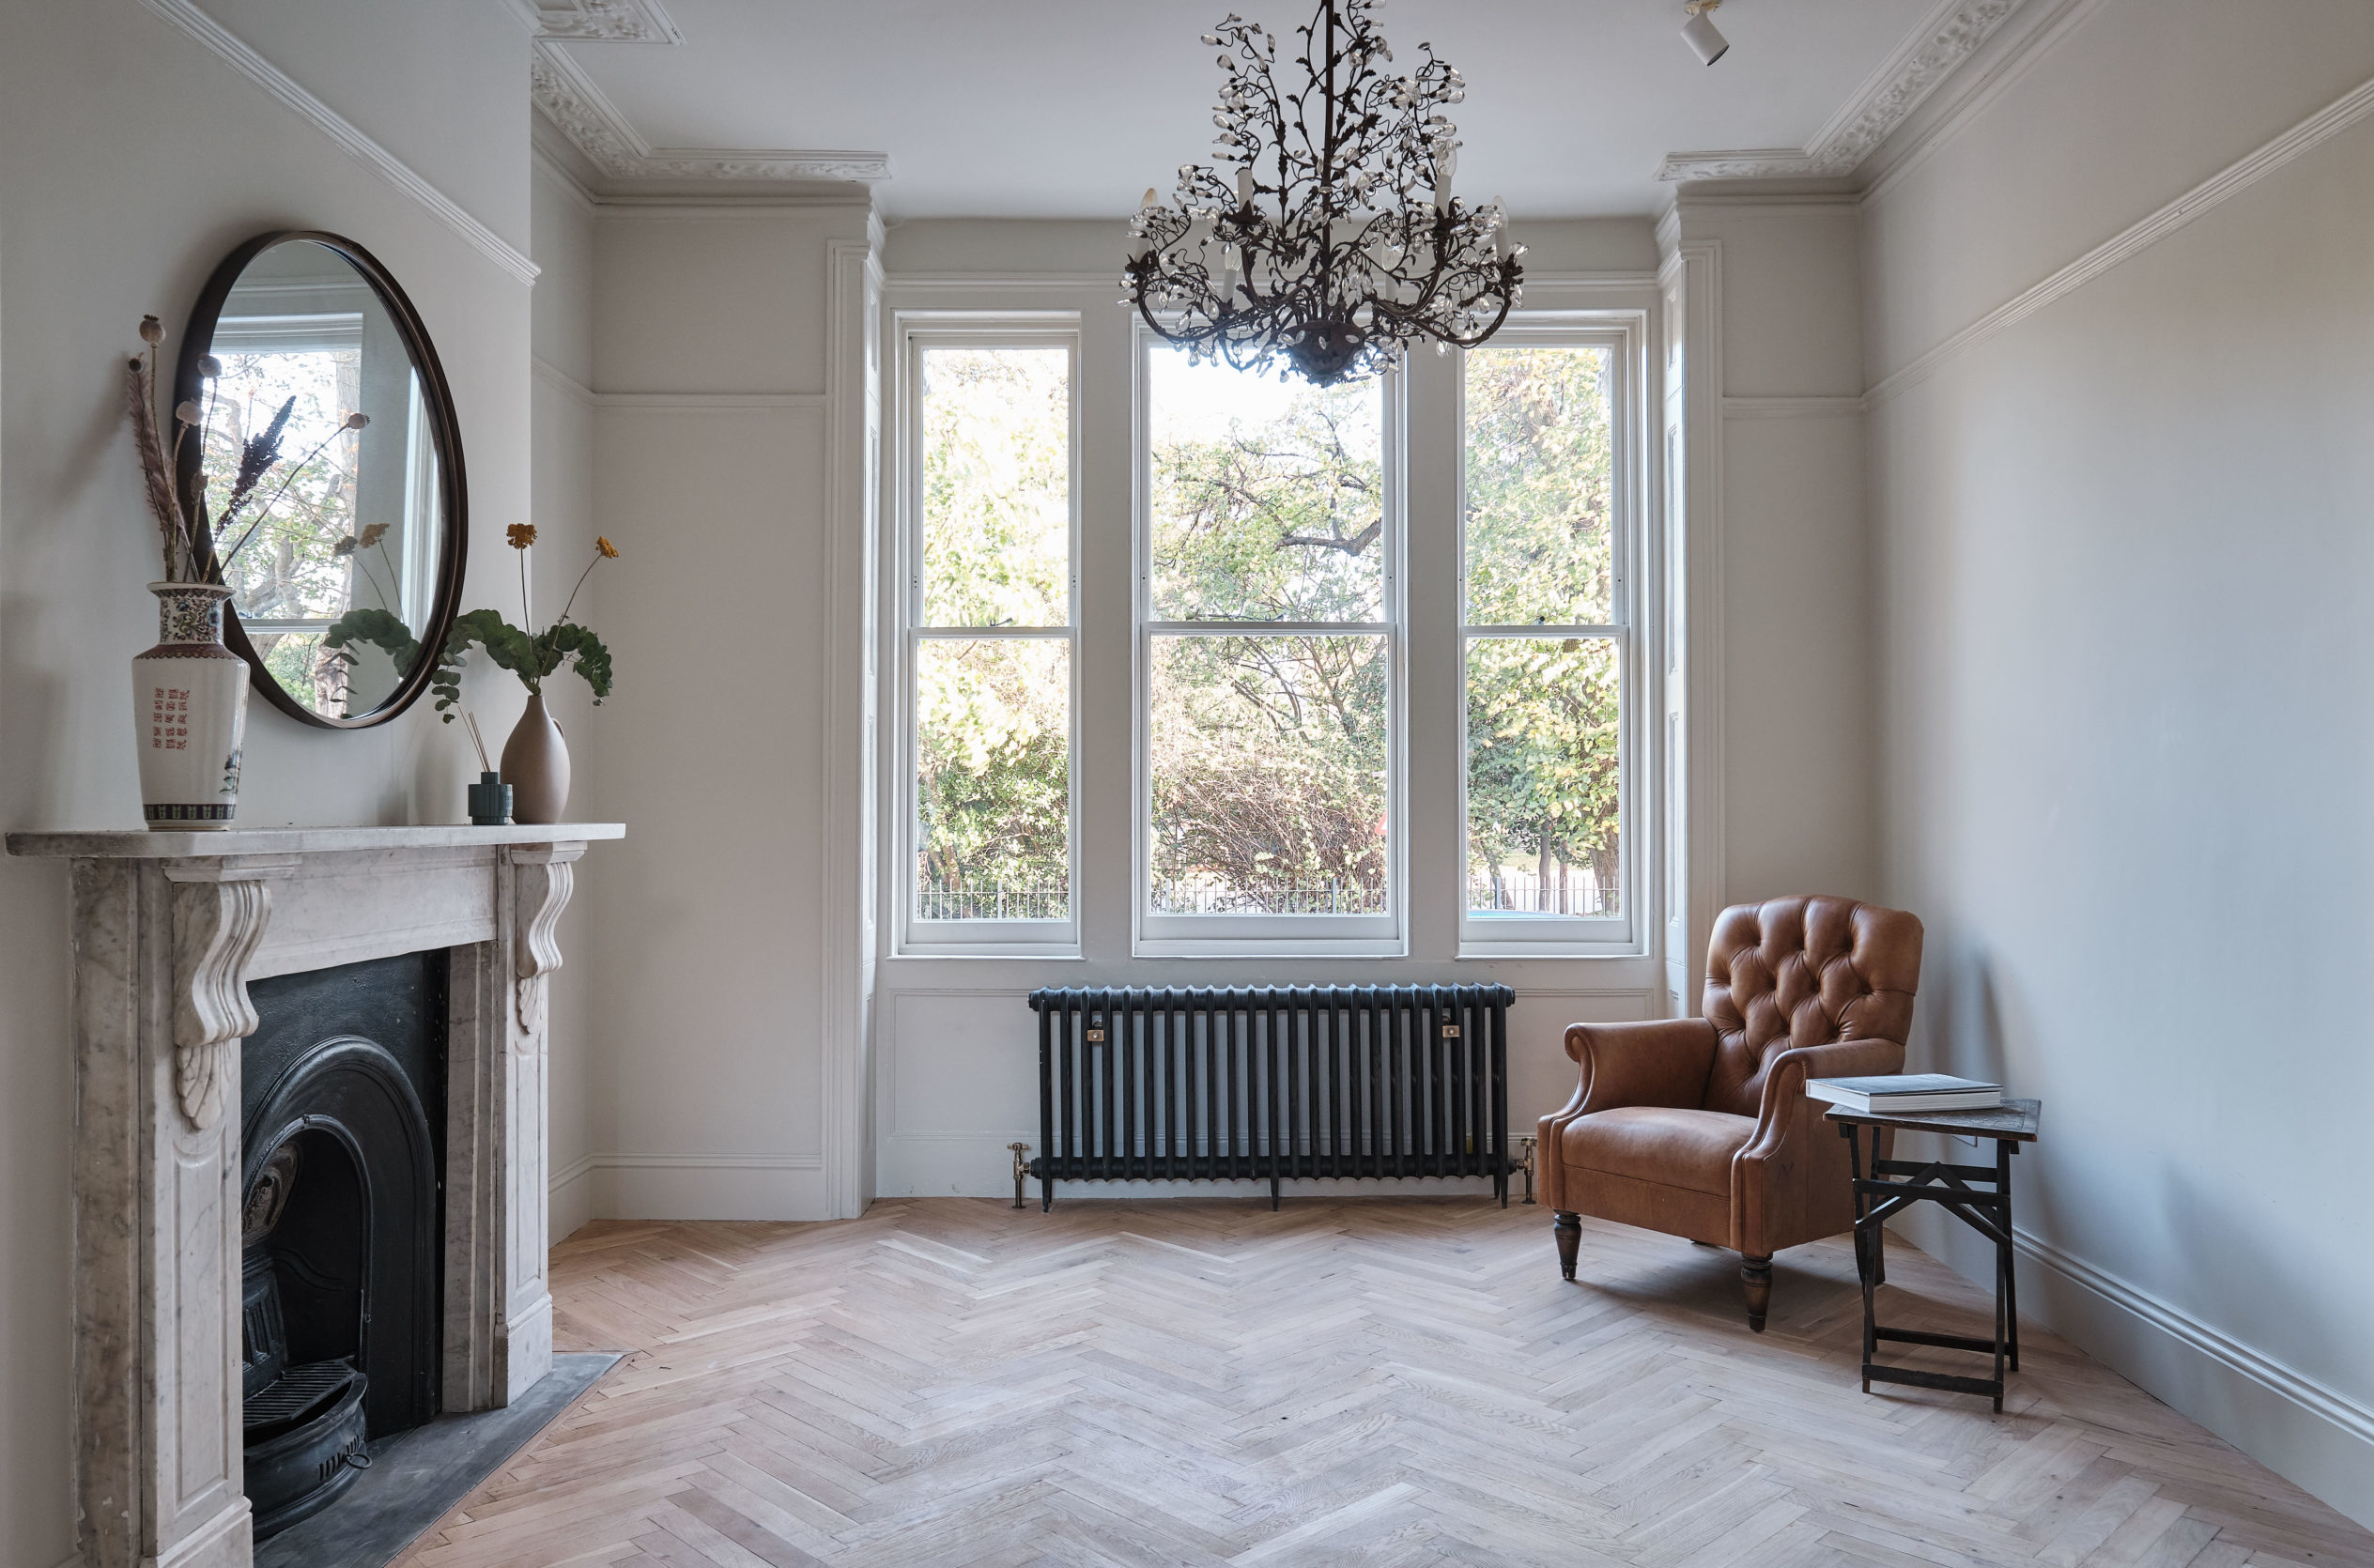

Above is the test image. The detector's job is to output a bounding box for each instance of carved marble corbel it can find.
[161,855,298,1130]
[508,844,584,1038]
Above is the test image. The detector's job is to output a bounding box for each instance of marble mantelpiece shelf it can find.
[9,822,625,858]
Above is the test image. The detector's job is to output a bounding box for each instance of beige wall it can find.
[574,197,875,1220]
[1667,196,1878,914]
[1863,0,2374,1527]
[532,148,603,1244]
[0,2,547,1558]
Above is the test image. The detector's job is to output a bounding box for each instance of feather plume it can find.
[125,356,186,579]
[216,394,293,530]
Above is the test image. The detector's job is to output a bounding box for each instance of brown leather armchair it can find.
[1539,896,1923,1330]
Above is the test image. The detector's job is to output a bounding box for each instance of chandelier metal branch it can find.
[1124,0,1524,386]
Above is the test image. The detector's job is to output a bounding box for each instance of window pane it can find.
[1149,634,1387,915]
[1464,345,1613,626]
[916,638,1070,920]
[209,339,364,629]
[1148,346,1383,623]
[920,346,1069,627]
[1466,637,1620,917]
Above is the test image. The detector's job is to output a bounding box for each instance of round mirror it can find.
[175,231,466,728]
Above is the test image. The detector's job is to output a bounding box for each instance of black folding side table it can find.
[1827,1098,2041,1412]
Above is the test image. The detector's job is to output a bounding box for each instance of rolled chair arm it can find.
[1746,1038,1908,1150]
[1734,1038,1908,1253]
[1566,1018,1721,1114]
[1539,1019,1719,1214]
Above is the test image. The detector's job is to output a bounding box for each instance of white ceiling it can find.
[541,0,1956,218]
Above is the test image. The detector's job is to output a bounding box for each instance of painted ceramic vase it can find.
[134,582,249,830]
[501,691,570,824]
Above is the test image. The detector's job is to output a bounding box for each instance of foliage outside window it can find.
[907,341,1076,938]
[1463,339,1626,939]
[893,314,1641,958]
[1141,344,1395,944]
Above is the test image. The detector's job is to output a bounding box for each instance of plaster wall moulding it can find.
[524,8,890,187]
[1657,0,2020,182]
[509,0,682,44]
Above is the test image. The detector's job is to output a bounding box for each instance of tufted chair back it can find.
[1701,896,1924,1117]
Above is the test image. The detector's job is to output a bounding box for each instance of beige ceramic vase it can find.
[501,690,570,824]
[134,582,250,828]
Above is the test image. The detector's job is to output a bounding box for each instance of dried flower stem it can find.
[126,354,189,580]
[214,423,357,578]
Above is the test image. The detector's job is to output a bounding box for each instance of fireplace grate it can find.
[246,1360,364,1441]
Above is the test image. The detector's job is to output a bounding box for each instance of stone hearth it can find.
[8,825,624,1568]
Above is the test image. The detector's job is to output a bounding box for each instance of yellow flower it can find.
[506,523,537,550]
[596,536,620,559]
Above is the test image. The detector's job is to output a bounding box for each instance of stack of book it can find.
[1805,1073,2002,1114]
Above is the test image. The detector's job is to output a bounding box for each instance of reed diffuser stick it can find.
[463,710,492,774]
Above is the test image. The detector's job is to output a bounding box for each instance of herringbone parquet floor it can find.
[395,1199,2373,1568]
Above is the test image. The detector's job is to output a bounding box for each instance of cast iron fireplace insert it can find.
[239,952,446,1539]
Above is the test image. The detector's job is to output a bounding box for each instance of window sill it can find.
[1132,937,1410,961]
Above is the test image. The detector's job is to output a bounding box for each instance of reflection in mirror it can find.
[183,235,460,726]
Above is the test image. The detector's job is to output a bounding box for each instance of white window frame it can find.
[208,311,367,637]
[892,316,1084,957]
[1131,318,1410,958]
[1457,318,1645,957]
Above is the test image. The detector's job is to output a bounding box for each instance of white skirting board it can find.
[552,1152,831,1222]
[548,1153,596,1243]
[878,1130,1523,1204]
[1892,1206,2374,1531]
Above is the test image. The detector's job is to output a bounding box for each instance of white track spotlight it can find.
[1681,0,1728,64]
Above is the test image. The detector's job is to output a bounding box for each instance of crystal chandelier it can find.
[1124,0,1524,387]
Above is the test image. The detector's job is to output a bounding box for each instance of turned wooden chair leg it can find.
[1553,1211,1581,1281]
[1741,1254,1773,1331]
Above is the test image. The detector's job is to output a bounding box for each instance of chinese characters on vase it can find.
[133,582,247,826]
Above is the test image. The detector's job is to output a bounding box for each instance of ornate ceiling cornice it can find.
[507,0,681,44]
[1657,0,2020,182]
[521,0,890,187]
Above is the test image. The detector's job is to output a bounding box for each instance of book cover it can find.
[1812,1073,1998,1099]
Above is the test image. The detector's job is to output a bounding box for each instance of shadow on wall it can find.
[1917,933,2010,1089]
[1905,938,2362,1425]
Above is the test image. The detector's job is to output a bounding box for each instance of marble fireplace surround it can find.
[8,824,624,1568]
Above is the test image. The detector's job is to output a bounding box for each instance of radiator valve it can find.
[1009,1142,1030,1210]
[1518,1136,1538,1205]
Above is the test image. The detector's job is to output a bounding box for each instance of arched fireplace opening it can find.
[239,954,446,1540]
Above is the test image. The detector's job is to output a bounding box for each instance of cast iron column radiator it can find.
[1024,985,1518,1211]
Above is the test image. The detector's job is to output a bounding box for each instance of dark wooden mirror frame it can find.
[173,229,468,730]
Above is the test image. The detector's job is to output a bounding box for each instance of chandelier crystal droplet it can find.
[1123,0,1524,386]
